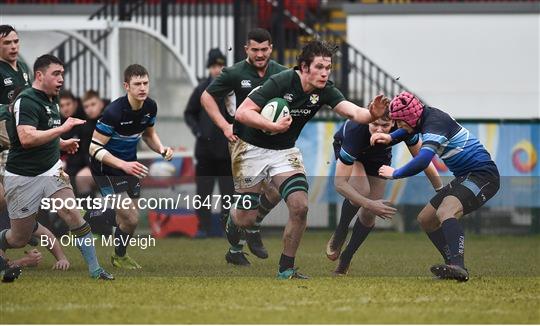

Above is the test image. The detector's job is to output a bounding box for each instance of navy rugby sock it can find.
[340,218,373,264]
[441,218,465,268]
[335,199,359,241]
[114,227,132,257]
[426,227,451,264]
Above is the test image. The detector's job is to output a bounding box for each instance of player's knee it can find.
[61,208,84,228]
[288,199,308,222]
[10,232,32,248]
[435,205,456,222]
[360,212,376,227]
[235,216,256,229]
[124,211,139,229]
[417,213,436,231]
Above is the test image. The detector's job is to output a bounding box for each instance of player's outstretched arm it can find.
[236,97,291,134]
[8,249,42,268]
[334,95,389,125]
[334,161,396,219]
[379,148,436,180]
[17,117,85,149]
[142,126,173,160]
[407,140,443,191]
[89,131,149,178]
[201,90,237,142]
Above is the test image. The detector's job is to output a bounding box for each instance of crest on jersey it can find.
[23,73,29,83]
[284,93,293,102]
[309,94,319,104]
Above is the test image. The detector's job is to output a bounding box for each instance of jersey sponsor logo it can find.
[3,77,13,86]
[290,108,312,116]
[48,118,61,128]
[284,93,293,102]
[120,121,134,125]
[7,90,14,101]
[241,80,252,88]
[309,94,319,104]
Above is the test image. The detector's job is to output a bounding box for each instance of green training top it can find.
[245,68,345,150]
[0,60,31,104]
[206,59,287,136]
[6,87,62,176]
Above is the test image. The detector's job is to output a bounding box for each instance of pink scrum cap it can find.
[389,91,424,127]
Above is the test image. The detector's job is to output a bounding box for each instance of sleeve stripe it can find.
[422,133,447,144]
[339,148,356,165]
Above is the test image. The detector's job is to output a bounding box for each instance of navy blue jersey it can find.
[334,120,419,165]
[92,95,157,175]
[417,107,495,176]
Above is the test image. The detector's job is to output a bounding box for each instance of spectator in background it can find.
[184,48,234,239]
[80,90,115,237]
[76,90,106,198]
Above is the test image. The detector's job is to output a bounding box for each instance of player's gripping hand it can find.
[53,258,70,271]
[160,146,174,161]
[365,199,397,219]
[223,124,238,142]
[272,114,292,134]
[60,138,80,154]
[370,132,391,146]
[122,161,149,179]
[378,165,395,179]
[368,94,390,121]
[61,117,86,132]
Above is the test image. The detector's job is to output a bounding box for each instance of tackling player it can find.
[374,91,500,282]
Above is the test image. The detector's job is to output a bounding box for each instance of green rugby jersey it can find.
[0,60,31,104]
[6,87,62,176]
[246,68,345,150]
[206,59,287,136]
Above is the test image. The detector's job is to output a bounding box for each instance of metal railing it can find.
[44,0,420,117]
[49,30,111,99]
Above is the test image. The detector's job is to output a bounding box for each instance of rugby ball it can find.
[149,161,176,178]
[260,97,289,135]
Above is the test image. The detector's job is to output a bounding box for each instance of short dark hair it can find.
[59,89,76,101]
[0,25,16,39]
[124,64,149,83]
[82,89,100,103]
[296,40,337,69]
[33,54,64,77]
[246,28,272,45]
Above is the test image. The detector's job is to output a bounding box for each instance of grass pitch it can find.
[1,231,539,324]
